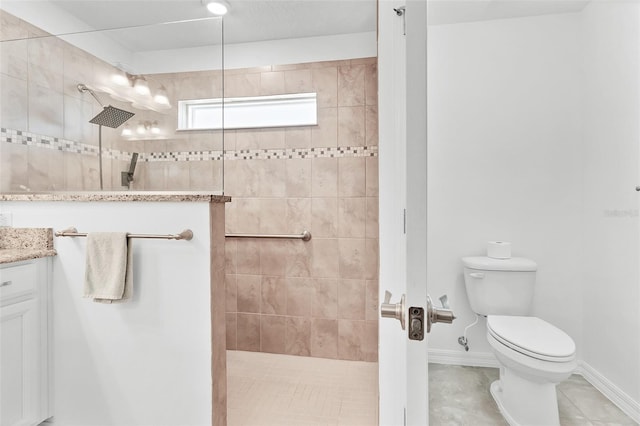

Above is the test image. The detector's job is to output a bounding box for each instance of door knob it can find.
[426,294,456,333]
[380,290,406,330]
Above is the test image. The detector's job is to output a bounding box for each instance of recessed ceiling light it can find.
[204,0,230,16]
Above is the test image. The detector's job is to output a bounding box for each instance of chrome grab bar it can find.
[225,230,311,241]
[55,227,193,241]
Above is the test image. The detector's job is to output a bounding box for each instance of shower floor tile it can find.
[227,350,378,426]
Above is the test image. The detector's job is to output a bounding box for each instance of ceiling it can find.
[33,0,378,51]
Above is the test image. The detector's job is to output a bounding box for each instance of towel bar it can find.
[225,230,311,241]
[55,227,193,241]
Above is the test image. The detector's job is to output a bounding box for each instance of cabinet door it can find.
[1,299,38,426]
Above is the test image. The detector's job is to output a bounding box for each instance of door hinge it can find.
[403,208,406,234]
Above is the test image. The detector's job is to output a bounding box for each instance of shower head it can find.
[89,106,135,129]
[78,83,134,129]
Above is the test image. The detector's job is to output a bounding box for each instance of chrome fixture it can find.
[121,153,139,189]
[381,290,406,330]
[225,230,312,241]
[426,295,456,333]
[78,83,135,190]
[55,227,194,241]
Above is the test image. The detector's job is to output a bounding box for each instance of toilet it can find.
[462,256,576,426]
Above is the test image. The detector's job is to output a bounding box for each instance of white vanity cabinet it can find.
[0,258,51,426]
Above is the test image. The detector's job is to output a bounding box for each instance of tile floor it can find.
[429,364,638,426]
[227,350,378,426]
[227,351,637,426]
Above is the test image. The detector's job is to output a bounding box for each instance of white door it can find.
[379,1,454,425]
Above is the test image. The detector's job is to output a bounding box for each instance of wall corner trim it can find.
[577,361,640,424]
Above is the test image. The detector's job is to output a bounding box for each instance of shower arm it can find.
[77,84,105,107]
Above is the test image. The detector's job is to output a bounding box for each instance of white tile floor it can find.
[227,351,379,426]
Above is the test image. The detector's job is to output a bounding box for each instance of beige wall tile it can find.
[365,157,378,197]
[311,157,338,197]
[365,280,379,322]
[312,66,338,108]
[285,238,312,278]
[365,239,379,280]
[338,197,366,238]
[338,238,366,279]
[224,73,260,98]
[338,157,366,197]
[261,276,287,315]
[226,274,238,313]
[237,313,261,352]
[225,239,237,274]
[259,198,288,234]
[285,158,312,197]
[236,198,262,234]
[311,198,338,238]
[285,317,311,356]
[0,74,27,130]
[365,62,378,106]
[338,65,365,107]
[260,315,286,354]
[166,162,190,190]
[338,279,366,320]
[28,36,63,91]
[259,239,288,276]
[224,159,260,197]
[284,69,313,93]
[366,197,379,239]
[1,38,27,80]
[260,71,285,95]
[189,160,216,191]
[237,274,261,313]
[337,106,365,147]
[236,239,261,275]
[28,84,64,139]
[285,127,311,149]
[365,105,378,147]
[258,159,286,197]
[143,162,166,191]
[311,107,338,148]
[286,277,313,317]
[312,278,338,319]
[338,320,378,362]
[310,238,339,278]
[310,318,338,359]
[226,313,237,350]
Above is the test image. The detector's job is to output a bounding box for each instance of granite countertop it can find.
[0,191,231,203]
[0,228,57,264]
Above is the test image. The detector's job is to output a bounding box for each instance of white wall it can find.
[427,2,640,416]
[581,0,640,406]
[427,13,584,356]
[1,201,212,426]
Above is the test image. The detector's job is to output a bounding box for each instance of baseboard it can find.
[577,361,640,424]
[428,348,499,368]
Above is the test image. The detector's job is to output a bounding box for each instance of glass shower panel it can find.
[0,14,223,193]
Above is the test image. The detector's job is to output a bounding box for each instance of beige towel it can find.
[84,232,133,303]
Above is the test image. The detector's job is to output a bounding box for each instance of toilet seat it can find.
[487,315,576,363]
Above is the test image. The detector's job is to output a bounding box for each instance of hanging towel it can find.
[84,232,133,303]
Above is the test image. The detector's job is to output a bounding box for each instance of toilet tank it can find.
[462,256,537,316]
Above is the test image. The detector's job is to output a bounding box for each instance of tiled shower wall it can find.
[223,58,379,362]
[0,10,379,362]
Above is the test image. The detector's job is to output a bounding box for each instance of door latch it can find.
[380,290,406,330]
[426,294,456,333]
[408,306,424,340]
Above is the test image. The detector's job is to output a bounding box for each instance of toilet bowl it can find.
[461,256,577,426]
[486,315,576,426]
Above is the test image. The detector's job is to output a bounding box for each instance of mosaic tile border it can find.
[1,127,378,161]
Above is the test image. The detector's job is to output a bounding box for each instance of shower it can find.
[77,83,134,189]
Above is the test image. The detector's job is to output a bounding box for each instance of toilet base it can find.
[490,373,560,426]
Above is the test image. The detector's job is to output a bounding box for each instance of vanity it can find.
[0,228,56,426]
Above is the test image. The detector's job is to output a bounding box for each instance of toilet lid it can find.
[487,315,576,362]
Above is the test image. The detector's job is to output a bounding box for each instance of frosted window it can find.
[177,93,317,130]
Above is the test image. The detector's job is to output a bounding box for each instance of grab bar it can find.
[225,230,311,241]
[55,227,193,241]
